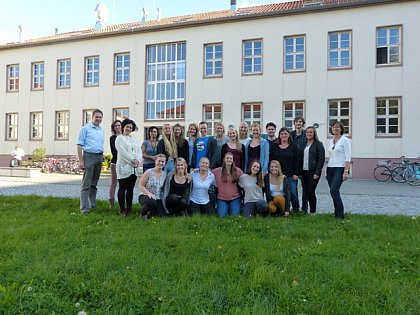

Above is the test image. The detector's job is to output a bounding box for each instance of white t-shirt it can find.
[328,136,351,167]
[190,171,215,204]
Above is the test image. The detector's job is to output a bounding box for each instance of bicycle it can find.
[404,162,420,186]
[63,155,83,175]
[390,156,410,183]
[373,160,393,181]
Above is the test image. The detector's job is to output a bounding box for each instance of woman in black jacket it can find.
[300,126,325,214]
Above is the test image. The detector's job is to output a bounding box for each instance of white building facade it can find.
[0,0,419,178]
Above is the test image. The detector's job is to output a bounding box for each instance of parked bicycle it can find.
[41,157,65,173]
[373,156,409,182]
[63,155,83,175]
[403,162,420,186]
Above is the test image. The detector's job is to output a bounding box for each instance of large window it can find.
[328,99,351,136]
[31,62,44,90]
[242,103,262,127]
[377,26,401,65]
[203,104,222,135]
[114,53,130,84]
[376,97,401,136]
[6,113,18,140]
[83,109,95,125]
[204,43,223,77]
[146,42,186,120]
[283,101,305,130]
[7,64,19,92]
[57,59,71,88]
[56,111,69,140]
[242,39,263,74]
[85,56,99,86]
[284,36,305,72]
[113,108,129,121]
[328,31,351,69]
[30,112,43,140]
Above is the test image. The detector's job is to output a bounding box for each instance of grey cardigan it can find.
[161,171,192,214]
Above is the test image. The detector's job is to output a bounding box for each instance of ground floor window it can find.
[203,104,222,135]
[376,97,401,136]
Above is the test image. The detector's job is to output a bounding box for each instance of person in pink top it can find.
[213,152,243,217]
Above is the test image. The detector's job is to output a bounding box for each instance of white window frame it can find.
[328,99,352,136]
[376,25,402,66]
[30,112,43,140]
[83,109,95,125]
[31,62,44,90]
[376,97,401,137]
[242,39,263,74]
[7,64,19,92]
[283,101,305,130]
[6,113,18,140]
[328,31,352,69]
[57,59,71,88]
[203,104,222,136]
[113,108,129,121]
[84,56,99,86]
[55,111,69,140]
[114,53,130,84]
[204,43,223,77]
[242,103,262,127]
[284,35,305,72]
[146,42,186,120]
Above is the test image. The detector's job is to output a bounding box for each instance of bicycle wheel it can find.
[373,165,391,181]
[406,167,420,186]
[391,166,407,183]
[41,162,50,173]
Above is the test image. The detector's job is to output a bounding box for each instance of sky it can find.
[0,0,293,44]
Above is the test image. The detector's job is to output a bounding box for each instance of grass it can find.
[0,195,419,314]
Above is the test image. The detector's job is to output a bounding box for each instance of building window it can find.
[7,64,19,92]
[146,42,186,120]
[30,112,43,140]
[85,56,99,86]
[328,100,351,136]
[113,108,129,121]
[376,98,401,136]
[242,39,263,74]
[203,104,222,135]
[242,103,262,127]
[31,62,44,90]
[83,109,95,125]
[6,113,18,140]
[283,101,305,130]
[57,59,71,88]
[204,43,223,77]
[328,31,351,69]
[56,111,69,140]
[114,53,130,84]
[284,35,305,72]
[377,26,401,65]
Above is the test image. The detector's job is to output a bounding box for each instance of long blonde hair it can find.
[270,160,284,188]
[175,157,188,177]
[228,127,242,152]
[162,123,177,158]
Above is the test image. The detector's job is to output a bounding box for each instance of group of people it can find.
[76,109,351,220]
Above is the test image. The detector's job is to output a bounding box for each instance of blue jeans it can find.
[326,167,345,219]
[216,197,241,217]
[286,176,299,211]
[243,200,268,217]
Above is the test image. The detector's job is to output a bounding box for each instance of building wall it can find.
[0,1,419,177]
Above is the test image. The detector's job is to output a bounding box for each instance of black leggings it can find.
[139,195,165,217]
[165,193,188,215]
[117,174,137,210]
[187,201,215,216]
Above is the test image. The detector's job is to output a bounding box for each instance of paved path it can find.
[0,173,419,216]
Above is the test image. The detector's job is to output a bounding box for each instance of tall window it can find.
[57,59,71,88]
[204,43,223,77]
[203,104,222,135]
[376,98,401,136]
[284,35,305,72]
[56,111,69,140]
[6,113,18,140]
[7,64,19,92]
[328,100,351,135]
[283,101,305,130]
[83,109,95,125]
[31,62,44,90]
[113,108,129,121]
[114,53,130,84]
[85,56,99,86]
[328,31,351,69]
[377,26,401,65]
[146,42,186,120]
[30,112,43,140]
[242,39,263,74]
[242,103,262,127]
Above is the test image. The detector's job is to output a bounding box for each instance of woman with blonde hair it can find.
[188,157,216,215]
[187,123,199,169]
[244,123,269,173]
[214,122,229,168]
[264,160,290,216]
[157,123,177,173]
[221,128,245,171]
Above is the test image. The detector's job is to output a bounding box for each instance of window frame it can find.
[375,97,402,137]
[283,35,306,72]
[5,113,18,141]
[55,110,70,140]
[283,101,305,130]
[82,109,95,125]
[84,56,100,86]
[30,112,43,140]
[203,43,223,78]
[202,104,222,136]
[7,64,19,92]
[57,59,71,89]
[328,30,352,70]
[31,61,45,90]
[376,25,402,66]
[328,99,352,137]
[242,39,263,75]
[242,103,262,127]
[114,52,130,84]
[113,108,130,121]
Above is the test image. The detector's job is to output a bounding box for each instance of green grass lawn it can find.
[0,196,419,314]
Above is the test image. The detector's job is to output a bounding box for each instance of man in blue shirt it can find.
[77,109,105,214]
[191,121,217,169]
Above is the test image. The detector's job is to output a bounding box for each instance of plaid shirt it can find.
[291,129,307,152]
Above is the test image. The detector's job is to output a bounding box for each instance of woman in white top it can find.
[188,157,216,215]
[239,160,267,217]
[115,119,142,216]
[327,121,352,219]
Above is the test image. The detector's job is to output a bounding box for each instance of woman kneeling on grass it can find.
[264,160,290,216]
[238,160,267,217]
[188,157,216,215]
[213,152,244,217]
[139,154,167,219]
[162,158,192,216]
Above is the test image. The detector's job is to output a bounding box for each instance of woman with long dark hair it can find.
[173,123,189,164]
[141,126,160,173]
[108,119,121,207]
